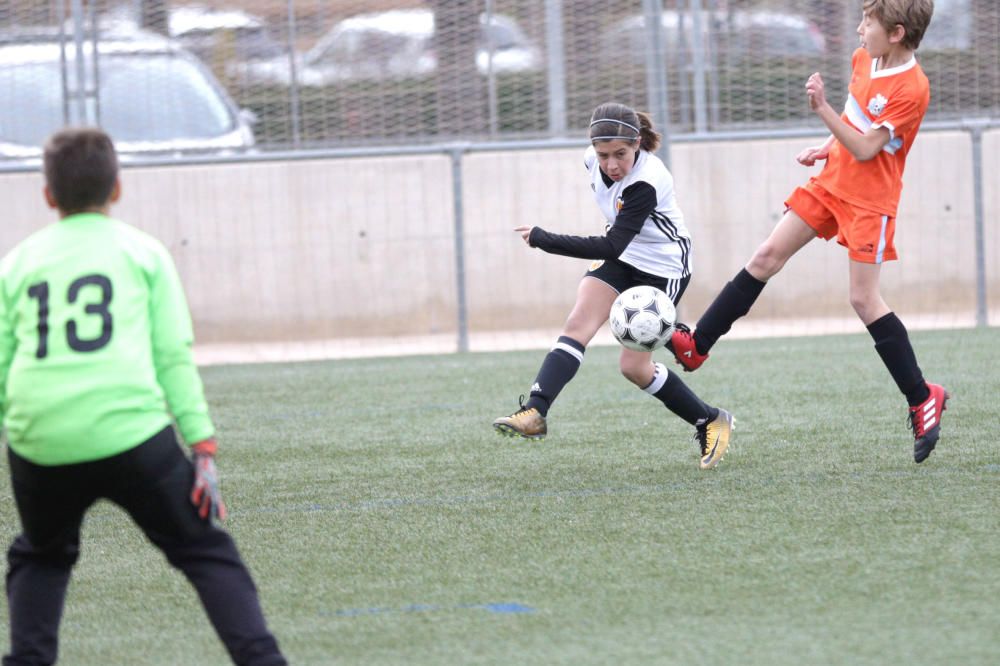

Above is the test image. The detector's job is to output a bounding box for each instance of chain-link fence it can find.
[1,1,997,355]
[1,0,997,158]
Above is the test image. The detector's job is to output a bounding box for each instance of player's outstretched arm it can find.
[513,181,653,260]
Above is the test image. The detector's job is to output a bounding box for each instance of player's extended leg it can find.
[671,210,818,371]
[620,352,734,469]
[493,276,616,440]
[107,428,286,666]
[4,449,90,666]
[851,260,950,462]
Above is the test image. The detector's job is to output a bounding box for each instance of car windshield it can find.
[0,52,235,148]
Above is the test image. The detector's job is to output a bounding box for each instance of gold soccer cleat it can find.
[696,408,735,469]
[492,398,547,440]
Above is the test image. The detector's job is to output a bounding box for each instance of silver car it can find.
[236,8,541,87]
[0,28,254,162]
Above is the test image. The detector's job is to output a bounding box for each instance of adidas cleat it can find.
[696,408,734,469]
[493,397,547,440]
[909,382,950,463]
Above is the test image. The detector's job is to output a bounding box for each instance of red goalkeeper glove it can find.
[190,439,227,521]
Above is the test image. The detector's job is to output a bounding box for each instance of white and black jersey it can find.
[528,146,691,278]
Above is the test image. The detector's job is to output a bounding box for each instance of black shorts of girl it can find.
[586,258,691,306]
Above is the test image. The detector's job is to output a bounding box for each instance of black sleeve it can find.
[528,181,658,260]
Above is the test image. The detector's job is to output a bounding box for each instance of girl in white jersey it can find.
[492,102,734,470]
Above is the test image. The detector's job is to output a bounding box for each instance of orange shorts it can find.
[785,179,897,264]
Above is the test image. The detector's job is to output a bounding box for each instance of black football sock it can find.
[643,362,719,426]
[524,336,585,416]
[867,312,929,406]
[693,268,767,355]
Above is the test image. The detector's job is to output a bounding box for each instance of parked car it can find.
[604,8,825,65]
[0,28,255,162]
[236,8,541,87]
[169,5,287,67]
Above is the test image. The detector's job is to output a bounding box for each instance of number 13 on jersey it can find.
[26,274,113,359]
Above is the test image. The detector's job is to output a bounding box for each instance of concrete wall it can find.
[1,129,996,347]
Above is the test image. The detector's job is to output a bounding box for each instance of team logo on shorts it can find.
[589,260,605,271]
[867,93,888,116]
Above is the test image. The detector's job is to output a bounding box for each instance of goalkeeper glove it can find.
[190,439,228,521]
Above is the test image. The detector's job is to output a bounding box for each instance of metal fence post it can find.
[642,0,671,167]
[688,0,708,134]
[450,145,470,352]
[966,119,989,327]
[484,0,499,138]
[545,0,567,136]
[70,0,87,123]
[286,0,302,148]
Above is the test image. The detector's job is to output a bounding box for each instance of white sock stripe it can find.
[643,362,669,395]
[553,342,585,363]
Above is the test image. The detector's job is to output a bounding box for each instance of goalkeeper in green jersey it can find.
[0,128,286,665]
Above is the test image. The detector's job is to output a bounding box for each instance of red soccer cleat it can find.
[669,323,709,372]
[908,382,950,463]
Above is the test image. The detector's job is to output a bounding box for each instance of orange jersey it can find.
[815,48,930,216]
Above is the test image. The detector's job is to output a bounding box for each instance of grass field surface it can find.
[1,327,998,664]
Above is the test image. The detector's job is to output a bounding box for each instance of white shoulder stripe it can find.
[844,94,872,133]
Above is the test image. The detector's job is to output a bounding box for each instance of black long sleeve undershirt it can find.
[528,181,657,260]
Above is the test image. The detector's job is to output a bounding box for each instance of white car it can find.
[168,5,287,67]
[236,8,541,87]
[0,29,255,162]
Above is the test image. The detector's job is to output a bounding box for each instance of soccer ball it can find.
[609,285,676,352]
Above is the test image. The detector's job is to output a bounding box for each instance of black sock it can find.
[644,362,719,426]
[524,336,585,416]
[693,268,767,355]
[867,312,929,406]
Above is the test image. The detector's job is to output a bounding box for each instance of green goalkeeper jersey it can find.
[0,213,214,465]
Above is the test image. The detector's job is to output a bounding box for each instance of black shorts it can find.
[7,427,213,552]
[585,258,691,306]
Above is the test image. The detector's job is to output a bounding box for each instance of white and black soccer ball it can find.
[609,285,676,352]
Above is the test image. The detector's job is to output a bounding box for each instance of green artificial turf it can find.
[1,328,998,665]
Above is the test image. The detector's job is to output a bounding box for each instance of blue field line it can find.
[319,602,535,618]
[230,466,992,517]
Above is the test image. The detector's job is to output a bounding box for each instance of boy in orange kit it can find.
[669,0,949,462]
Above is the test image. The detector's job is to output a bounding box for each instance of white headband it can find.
[590,118,639,132]
[590,117,640,141]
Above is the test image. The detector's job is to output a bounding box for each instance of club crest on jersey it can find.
[867,93,888,116]
[615,196,624,212]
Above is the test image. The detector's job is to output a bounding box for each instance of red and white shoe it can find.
[908,382,950,463]
[669,323,709,372]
